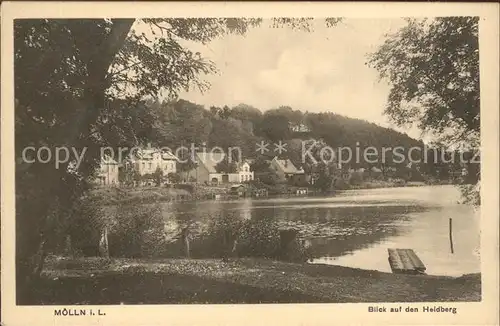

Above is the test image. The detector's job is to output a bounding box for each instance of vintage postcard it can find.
[1,1,499,326]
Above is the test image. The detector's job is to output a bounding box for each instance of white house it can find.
[237,161,254,183]
[130,146,179,178]
[289,122,311,133]
[188,151,254,184]
[96,155,119,186]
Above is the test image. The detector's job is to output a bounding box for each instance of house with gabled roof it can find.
[190,151,225,184]
[270,157,307,185]
[129,146,179,177]
[236,160,254,183]
[122,144,180,185]
[189,151,254,184]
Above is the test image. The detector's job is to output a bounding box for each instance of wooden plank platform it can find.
[388,249,426,275]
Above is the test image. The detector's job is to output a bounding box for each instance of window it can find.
[148,162,152,170]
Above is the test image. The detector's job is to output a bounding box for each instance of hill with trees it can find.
[141,99,426,170]
[127,98,477,193]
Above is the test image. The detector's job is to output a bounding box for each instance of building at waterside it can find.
[129,146,179,177]
[187,151,254,185]
[95,155,120,186]
[269,156,306,185]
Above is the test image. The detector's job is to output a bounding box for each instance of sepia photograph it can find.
[1,2,499,326]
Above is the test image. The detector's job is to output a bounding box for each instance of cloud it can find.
[177,19,423,138]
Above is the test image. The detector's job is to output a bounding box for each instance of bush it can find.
[237,218,281,259]
[237,218,311,263]
[174,183,194,193]
[459,183,480,206]
[66,194,108,257]
[190,214,310,262]
[167,172,181,183]
[66,199,311,262]
[256,171,281,186]
[189,212,244,258]
[349,171,364,185]
[108,204,168,258]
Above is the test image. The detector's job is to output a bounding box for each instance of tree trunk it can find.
[99,226,110,258]
[16,20,134,304]
[72,19,135,154]
[16,181,54,304]
[64,235,75,258]
[181,227,190,258]
[34,239,47,276]
[17,233,47,304]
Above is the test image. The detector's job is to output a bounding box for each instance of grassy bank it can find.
[91,186,192,205]
[27,256,481,305]
[92,184,237,205]
[349,180,428,190]
[91,181,436,205]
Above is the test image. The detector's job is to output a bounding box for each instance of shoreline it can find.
[27,256,481,305]
[94,182,464,206]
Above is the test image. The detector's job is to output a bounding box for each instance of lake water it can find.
[158,185,480,277]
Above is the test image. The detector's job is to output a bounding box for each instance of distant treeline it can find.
[112,98,479,183]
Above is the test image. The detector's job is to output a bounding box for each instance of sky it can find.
[173,18,423,140]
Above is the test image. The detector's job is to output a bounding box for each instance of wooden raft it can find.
[387,249,426,275]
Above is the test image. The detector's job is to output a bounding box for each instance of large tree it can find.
[367,17,479,145]
[367,17,480,203]
[14,17,342,300]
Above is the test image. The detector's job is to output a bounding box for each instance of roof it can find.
[273,157,303,174]
[132,148,179,161]
[196,151,226,173]
[161,151,179,161]
[236,160,252,171]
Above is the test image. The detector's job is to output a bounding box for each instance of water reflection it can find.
[122,185,480,276]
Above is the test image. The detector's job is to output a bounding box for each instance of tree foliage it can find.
[15,17,343,296]
[108,204,166,258]
[367,17,481,204]
[215,156,238,174]
[367,17,480,145]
